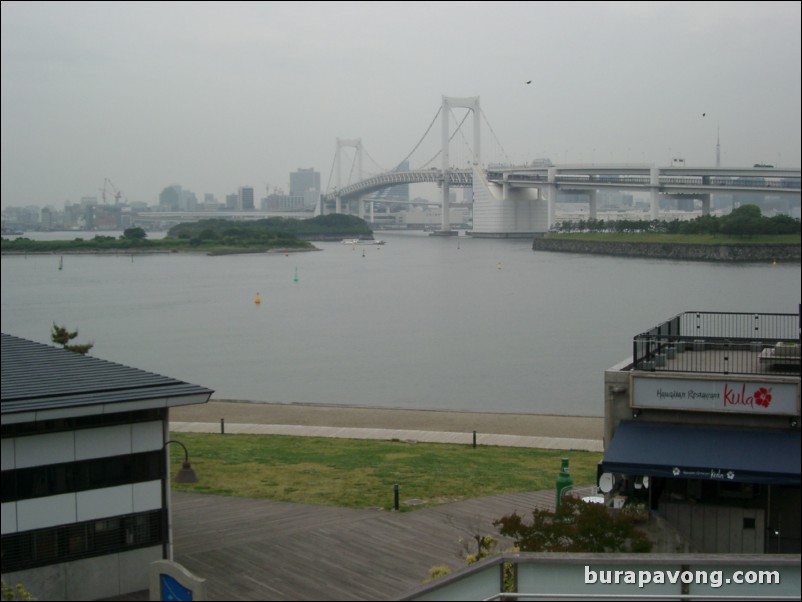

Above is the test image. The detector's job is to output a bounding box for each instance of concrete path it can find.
[170,421,603,452]
[170,400,605,452]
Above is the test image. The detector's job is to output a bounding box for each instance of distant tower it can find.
[290,168,321,210]
[716,127,720,168]
[289,168,320,197]
[238,186,254,210]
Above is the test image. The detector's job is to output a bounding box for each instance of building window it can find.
[2,450,164,503]
[0,409,165,439]
[1,510,163,572]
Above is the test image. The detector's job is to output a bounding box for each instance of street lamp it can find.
[162,439,198,560]
[166,439,198,483]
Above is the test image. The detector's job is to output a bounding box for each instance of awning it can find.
[600,421,801,486]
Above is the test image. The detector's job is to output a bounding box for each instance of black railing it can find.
[632,309,800,376]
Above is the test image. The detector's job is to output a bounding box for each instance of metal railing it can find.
[400,552,801,601]
[632,309,800,377]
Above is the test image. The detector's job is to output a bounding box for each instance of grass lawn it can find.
[169,432,602,511]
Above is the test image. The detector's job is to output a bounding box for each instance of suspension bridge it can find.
[324,96,800,237]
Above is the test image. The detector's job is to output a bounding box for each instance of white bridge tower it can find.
[334,138,363,215]
[441,96,481,232]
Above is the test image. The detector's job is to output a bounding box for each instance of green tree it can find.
[122,227,147,240]
[493,496,652,553]
[51,324,94,355]
[719,204,763,237]
[1,580,37,601]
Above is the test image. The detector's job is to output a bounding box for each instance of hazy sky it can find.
[2,1,800,209]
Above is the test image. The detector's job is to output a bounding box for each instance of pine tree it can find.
[51,324,94,355]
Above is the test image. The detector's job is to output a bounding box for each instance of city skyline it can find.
[2,1,800,210]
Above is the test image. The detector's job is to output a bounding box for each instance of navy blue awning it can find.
[601,421,801,486]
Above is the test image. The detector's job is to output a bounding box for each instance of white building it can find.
[1,333,212,600]
[601,310,800,554]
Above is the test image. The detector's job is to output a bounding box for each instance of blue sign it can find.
[160,573,193,601]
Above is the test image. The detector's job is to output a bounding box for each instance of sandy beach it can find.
[171,399,604,440]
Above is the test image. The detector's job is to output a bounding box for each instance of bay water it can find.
[2,231,799,417]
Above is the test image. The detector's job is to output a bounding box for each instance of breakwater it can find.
[532,238,801,262]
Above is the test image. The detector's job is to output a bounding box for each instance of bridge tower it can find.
[441,96,481,232]
[335,138,363,215]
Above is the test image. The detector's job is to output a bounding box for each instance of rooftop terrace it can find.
[631,309,800,377]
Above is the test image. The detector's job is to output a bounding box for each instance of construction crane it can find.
[100,178,123,205]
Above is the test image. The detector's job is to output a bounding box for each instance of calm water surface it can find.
[2,231,799,416]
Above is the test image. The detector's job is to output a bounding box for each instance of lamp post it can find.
[167,439,198,483]
[162,439,198,559]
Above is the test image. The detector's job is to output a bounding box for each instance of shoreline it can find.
[532,238,801,262]
[170,399,605,440]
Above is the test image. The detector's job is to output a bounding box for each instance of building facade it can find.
[1,333,213,600]
[238,186,255,211]
[601,310,800,554]
[289,168,321,211]
[289,168,320,197]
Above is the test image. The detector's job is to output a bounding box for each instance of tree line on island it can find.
[0,214,373,253]
[552,204,800,237]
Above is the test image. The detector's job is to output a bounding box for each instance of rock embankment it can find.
[532,238,801,262]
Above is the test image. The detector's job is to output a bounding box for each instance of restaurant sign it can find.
[631,374,799,415]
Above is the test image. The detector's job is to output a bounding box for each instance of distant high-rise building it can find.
[239,186,254,210]
[201,193,219,212]
[290,168,320,197]
[262,194,306,212]
[158,186,181,211]
[289,168,321,210]
[180,190,198,211]
[40,206,55,230]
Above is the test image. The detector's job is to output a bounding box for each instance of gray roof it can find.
[1,333,213,420]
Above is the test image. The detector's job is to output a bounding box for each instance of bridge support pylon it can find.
[700,193,711,216]
[471,164,548,238]
[441,96,481,233]
[650,166,660,220]
[335,138,363,215]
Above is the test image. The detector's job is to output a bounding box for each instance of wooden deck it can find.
[170,489,555,600]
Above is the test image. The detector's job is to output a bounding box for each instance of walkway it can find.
[164,415,594,600]
[119,403,602,600]
[170,421,603,452]
[170,489,556,601]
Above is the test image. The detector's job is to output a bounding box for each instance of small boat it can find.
[341,238,385,245]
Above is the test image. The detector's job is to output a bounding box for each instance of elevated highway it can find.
[322,164,800,237]
[321,96,799,236]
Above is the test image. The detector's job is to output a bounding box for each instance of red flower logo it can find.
[754,387,772,408]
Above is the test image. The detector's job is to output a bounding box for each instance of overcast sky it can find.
[2,1,800,209]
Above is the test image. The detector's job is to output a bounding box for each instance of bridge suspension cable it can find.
[325,153,337,193]
[419,108,472,169]
[360,145,387,175]
[393,107,442,171]
[324,96,510,194]
[480,108,512,165]
[450,107,478,166]
[346,150,360,185]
